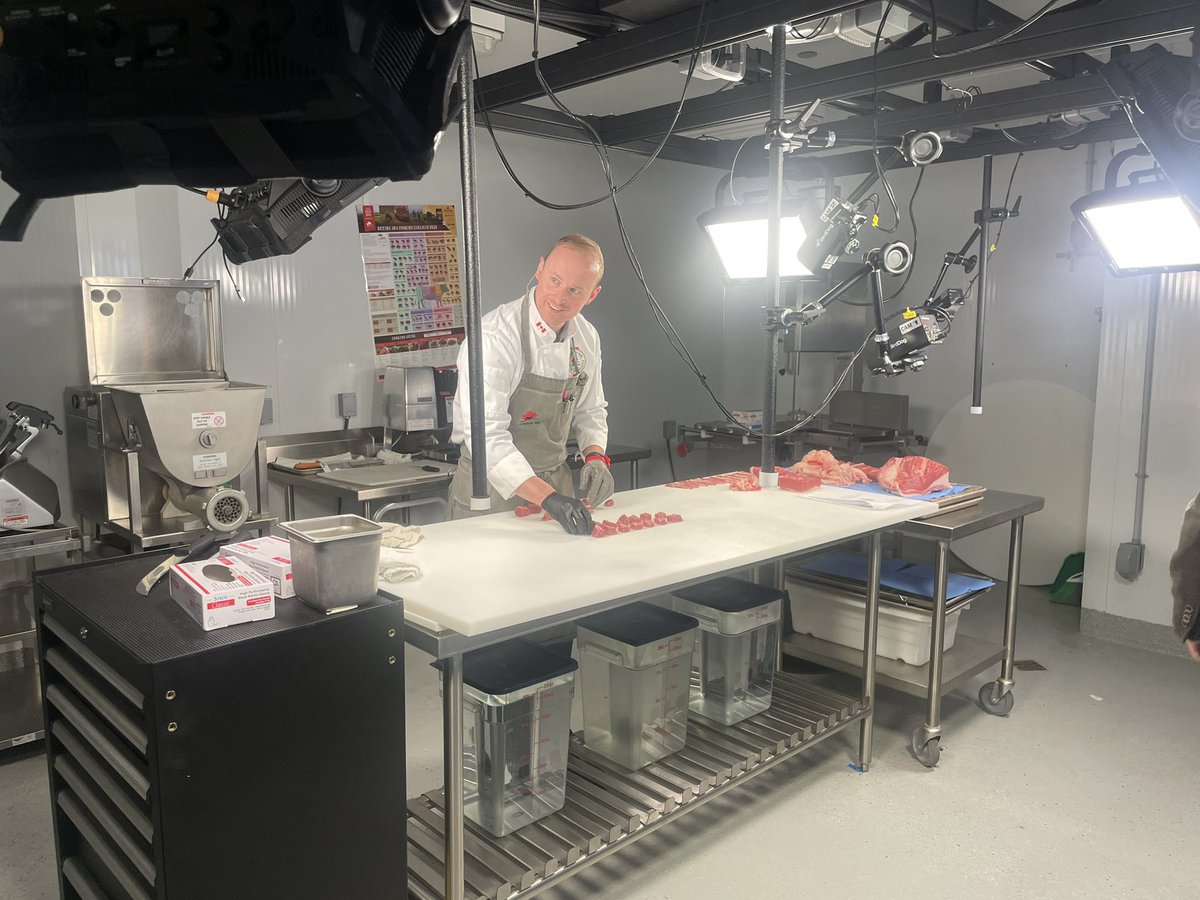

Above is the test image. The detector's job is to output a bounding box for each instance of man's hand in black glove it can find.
[541,492,594,536]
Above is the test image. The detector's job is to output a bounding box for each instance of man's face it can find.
[533,246,602,332]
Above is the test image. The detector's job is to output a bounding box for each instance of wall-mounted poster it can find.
[357,204,464,368]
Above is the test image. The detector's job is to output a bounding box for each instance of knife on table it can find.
[136,531,232,596]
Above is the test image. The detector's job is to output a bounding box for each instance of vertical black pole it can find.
[459,36,489,508]
[759,24,787,485]
[972,155,993,414]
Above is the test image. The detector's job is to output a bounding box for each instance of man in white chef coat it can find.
[448,234,614,535]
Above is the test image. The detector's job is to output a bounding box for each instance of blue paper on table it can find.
[793,553,995,601]
[840,482,971,502]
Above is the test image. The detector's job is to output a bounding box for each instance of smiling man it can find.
[448,234,613,535]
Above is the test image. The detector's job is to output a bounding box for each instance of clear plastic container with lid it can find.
[577,602,699,770]
[672,577,783,725]
[459,639,578,837]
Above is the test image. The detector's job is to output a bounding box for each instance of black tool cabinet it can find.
[33,552,406,900]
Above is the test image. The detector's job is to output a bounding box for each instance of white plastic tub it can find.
[786,580,963,667]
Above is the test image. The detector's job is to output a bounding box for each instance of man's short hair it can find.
[549,234,604,283]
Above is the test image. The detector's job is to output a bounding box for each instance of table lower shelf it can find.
[406,674,865,900]
[0,664,43,751]
[781,632,1005,698]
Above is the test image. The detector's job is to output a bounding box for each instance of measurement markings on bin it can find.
[407,800,538,892]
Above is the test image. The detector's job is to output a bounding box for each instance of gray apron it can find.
[450,291,584,518]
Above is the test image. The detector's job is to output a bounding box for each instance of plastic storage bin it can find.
[460,640,578,837]
[577,603,698,770]
[785,580,963,666]
[672,577,783,725]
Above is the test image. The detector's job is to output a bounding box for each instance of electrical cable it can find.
[473,0,712,211]
[726,134,758,205]
[183,232,220,280]
[222,250,245,303]
[872,3,901,233]
[840,165,925,307]
[928,0,1065,60]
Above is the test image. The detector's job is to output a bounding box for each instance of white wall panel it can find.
[1084,271,1200,627]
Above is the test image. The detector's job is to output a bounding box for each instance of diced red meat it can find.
[514,505,534,518]
[604,499,615,507]
[877,456,951,496]
[778,470,821,493]
[592,526,605,538]
[666,514,683,523]
[617,523,630,533]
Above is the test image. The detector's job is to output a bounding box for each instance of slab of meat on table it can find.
[876,456,950,496]
[750,467,820,493]
[789,450,874,486]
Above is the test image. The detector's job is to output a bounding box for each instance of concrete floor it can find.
[3,585,1198,899]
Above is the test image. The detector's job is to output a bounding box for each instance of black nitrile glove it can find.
[541,492,594,536]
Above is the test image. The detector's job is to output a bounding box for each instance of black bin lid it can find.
[461,639,578,695]
[672,576,786,612]
[578,602,698,647]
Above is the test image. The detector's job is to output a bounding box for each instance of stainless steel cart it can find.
[782,490,1044,767]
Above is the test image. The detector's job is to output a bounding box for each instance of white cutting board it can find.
[384,482,931,638]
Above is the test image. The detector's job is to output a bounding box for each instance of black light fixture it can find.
[697,200,816,282]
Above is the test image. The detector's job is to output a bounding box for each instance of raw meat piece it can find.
[514,506,535,518]
[876,456,950,496]
[666,514,683,523]
[604,499,615,507]
[592,526,606,538]
[851,462,879,481]
[750,466,821,493]
[728,471,762,491]
[790,450,872,486]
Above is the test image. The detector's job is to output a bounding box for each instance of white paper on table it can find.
[799,484,939,515]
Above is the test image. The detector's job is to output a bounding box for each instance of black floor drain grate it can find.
[1014,659,1046,671]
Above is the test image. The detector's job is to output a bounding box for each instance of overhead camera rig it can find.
[762,118,948,376]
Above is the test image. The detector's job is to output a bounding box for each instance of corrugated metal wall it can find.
[1084,271,1200,627]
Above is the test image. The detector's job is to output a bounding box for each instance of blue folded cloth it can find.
[791,552,995,601]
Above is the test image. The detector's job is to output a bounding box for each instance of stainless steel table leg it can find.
[362,499,372,520]
[630,459,640,489]
[859,531,882,771]
[995,517,1024,697]
[920,539,951,744]
[284,484,296,520]
[442,653,465,900]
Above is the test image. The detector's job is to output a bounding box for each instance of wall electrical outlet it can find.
[662,419,677,440]
[337,392,358,419]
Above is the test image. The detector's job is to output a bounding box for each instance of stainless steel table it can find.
[388,480,928,900]
[264,433,650,521]
[0,525,81,751]
[782,490,1044,768]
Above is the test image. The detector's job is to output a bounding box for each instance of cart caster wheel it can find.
[910,727,941,768]
[978,682,1015,716]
